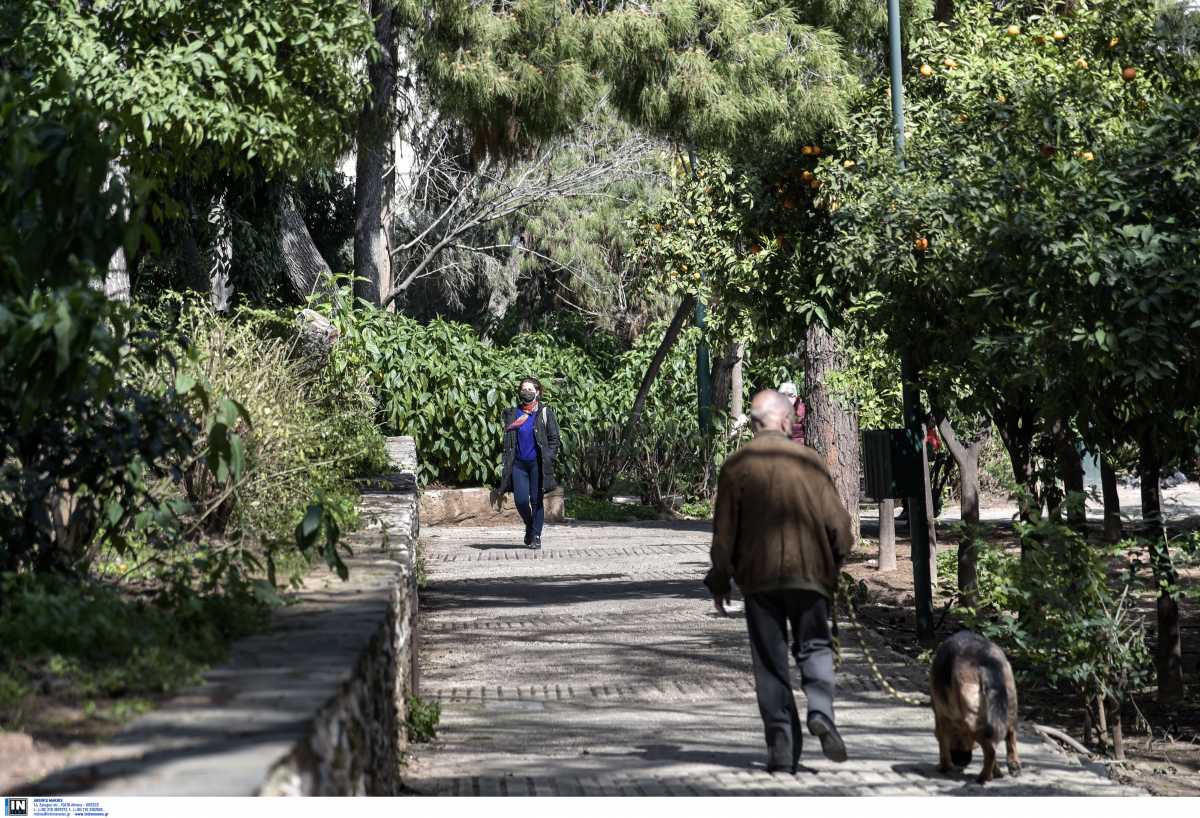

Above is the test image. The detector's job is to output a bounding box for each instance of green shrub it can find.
[957,508,1153,713]
[124,297,388,588]
[565,495,658,522]
[0,572,268,727]
[0,75,198,575]
[405,695,441,743]
[327,299,608,486]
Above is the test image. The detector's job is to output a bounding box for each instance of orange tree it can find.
[635,0,1200,698]
[830,0,1200,698]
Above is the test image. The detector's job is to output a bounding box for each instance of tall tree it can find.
[354,0,398,306]
[805,325,861,543]
[11,0,375,303]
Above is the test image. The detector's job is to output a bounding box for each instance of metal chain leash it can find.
[833,573,931,708]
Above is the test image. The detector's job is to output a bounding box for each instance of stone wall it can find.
[260,436,421,795]
[421,486,565,527]
[33,437,423,796]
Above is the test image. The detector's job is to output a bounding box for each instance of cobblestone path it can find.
[402,521,1144,796]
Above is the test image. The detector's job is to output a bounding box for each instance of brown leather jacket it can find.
[705,431,853,600]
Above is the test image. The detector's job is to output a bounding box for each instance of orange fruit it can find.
[1080,150,1095,162]
[1109,36,1120,48]
[801,145,814,156]
[1122,66,1137,81]
[1075,57,1089,69]
[842,159,856,168]
[1006,24,1021,37]
[1053,30,1067,41]
[914,237,929,252]
[919,64,934,77]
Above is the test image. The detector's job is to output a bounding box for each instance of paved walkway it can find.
[402,521,1145,796]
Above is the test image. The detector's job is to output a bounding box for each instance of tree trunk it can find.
[878,498,897,572]
[991,398,1039,527]
[1053,419,1085,528]
[1139,433,1185,701]
[207,193,233,312]
[711,341,738,416]
[1139,436,1163,536]
[729,341,745,420]
[619,295,696,459]
[105,247,130,302]
[804,324,861,548]
[353,0,397,308]
[1101,455,1122,542]
[1110,698,1124,761]
[1095,693,1109,754]
[279,190,334,302]
[937,416,987,601]
[103,157,131,302]
[1082,695,1094,747]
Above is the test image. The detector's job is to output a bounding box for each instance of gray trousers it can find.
[744,589,836,765]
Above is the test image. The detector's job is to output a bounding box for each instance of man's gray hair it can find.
[749,389,795,430]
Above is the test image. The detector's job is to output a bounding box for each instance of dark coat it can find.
[705,430,853,600]
[498,404,560,494]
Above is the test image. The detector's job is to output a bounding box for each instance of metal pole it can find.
[887,0,907,166]
[888,0,934,640]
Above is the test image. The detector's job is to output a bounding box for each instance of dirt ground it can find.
[0,694,155,794]
[845,515,1200,798]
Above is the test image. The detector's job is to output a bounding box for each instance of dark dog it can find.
[930,630,1021,784]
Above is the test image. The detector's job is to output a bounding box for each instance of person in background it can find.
[706,390,853,773]
[777,381,807,446]
[496,376,560,549]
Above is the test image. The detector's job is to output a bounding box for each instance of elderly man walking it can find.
[705,389,854,773]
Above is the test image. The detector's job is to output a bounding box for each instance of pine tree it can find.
[351,1,869,306]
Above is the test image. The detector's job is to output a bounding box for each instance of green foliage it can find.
[820,0,1200,454]
[330,303,607,486]
[11,0,374,181]
[127,298,388,588]
[405,695,441,744]
[678,497,714,519]
[402,1,855,157]
[565,495,658,523]
[0,572,268,727]
[0,76,197,574]
[327,290,734,504]
[956,510,1153,706]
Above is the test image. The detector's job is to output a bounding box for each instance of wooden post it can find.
[1110,697,1124,761]
[878,499,897,571]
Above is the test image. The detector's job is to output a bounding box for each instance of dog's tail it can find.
[980,660,1009,742]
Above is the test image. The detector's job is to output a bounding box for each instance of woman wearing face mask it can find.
[497,377,560,549]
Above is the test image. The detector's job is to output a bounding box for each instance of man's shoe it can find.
[531,536,542,550]
[807,713,847,763]
[524,528,533,546]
